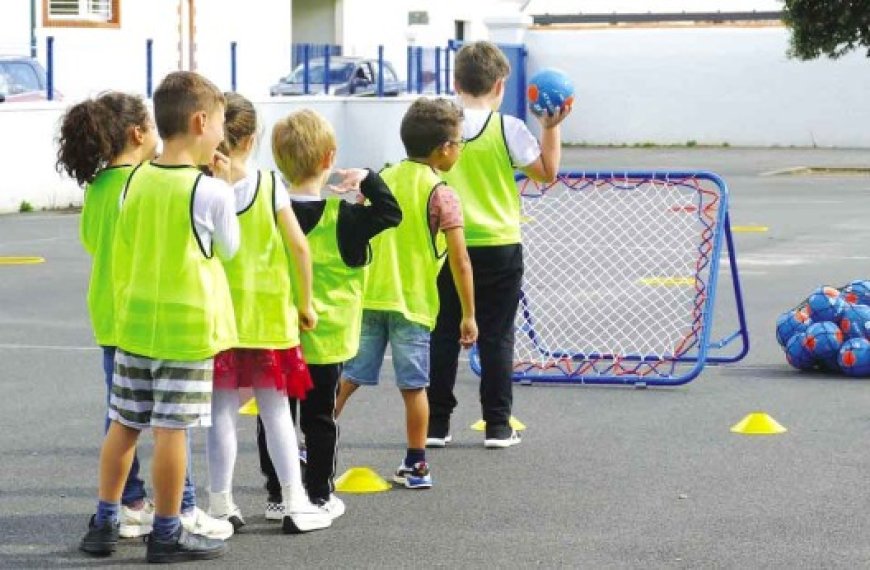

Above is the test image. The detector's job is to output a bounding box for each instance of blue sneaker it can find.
[393,461,433,489]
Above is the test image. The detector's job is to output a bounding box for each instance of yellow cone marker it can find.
[238,397,259,415]
[470,416,527,432]
[731,225,769,233]
[334,467,391,494]
[730,412,787,435]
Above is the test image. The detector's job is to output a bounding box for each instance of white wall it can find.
[0,97,412,214]
[0,2,33,54]
[525,26,870,147]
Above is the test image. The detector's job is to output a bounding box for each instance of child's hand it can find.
[536,103,573,129]
[328,168,368,194]
[209,151,232,182]
[299,304,317,331]
[459,317,478,348]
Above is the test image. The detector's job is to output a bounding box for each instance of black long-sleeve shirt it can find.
[290,169,402,267]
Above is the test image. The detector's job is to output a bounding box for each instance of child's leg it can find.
[206,390,239,494]
[254,387,305,499]
[98,420,141,504]
[401,388,428,451]
[151,427,188,517]
[300,364,342,502]
[334,378,358,418]
[471,245,523,436]
[256,415,283,500]
[427,263,463,436]
[337,310,389,418]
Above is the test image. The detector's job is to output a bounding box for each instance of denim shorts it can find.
[344,310,430,390]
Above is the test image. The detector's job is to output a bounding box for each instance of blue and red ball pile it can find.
[776,281,870,377]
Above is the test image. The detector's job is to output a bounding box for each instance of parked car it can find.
[0,56,58,102]
[270,56,404,97]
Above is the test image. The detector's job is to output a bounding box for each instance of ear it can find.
[130,124,145,145]
[320,148,336,169]
[493,77,505,97]
[191,111,207,135]
[242,134,256,154]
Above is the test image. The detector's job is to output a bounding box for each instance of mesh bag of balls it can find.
[776,281,870,376]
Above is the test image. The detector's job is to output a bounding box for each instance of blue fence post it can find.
[302,43,310,95]
[146,39,153,98]
[46,36,54,101]
[445,43,452,95]
[415,46,423,94]
[323,47,330,94]
[434,46,441,95]
[406,45,413,93]
[377,45,384,97]
[230,41,237,92]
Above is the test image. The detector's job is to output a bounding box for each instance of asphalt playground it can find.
[2,146,870,568]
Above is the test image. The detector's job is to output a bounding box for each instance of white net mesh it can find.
[513,173,724,381]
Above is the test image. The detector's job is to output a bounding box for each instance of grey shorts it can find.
[108,348,214,430]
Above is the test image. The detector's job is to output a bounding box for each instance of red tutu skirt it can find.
[213,346,313,399]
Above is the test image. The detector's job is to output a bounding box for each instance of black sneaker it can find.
[146,526,227,564]
[426,420,451,448]
[484,426,521,449]
[79,514,119,556]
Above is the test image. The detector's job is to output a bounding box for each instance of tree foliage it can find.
[782,0,870,60]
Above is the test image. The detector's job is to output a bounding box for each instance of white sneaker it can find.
[180,506,234,540]
[119,499,154,538]
[264,499,284,521]
[315,494,346,520]
[207,491,246,531]
[282,499,332,534]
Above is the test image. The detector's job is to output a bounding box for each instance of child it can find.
[334,98,477,488]
[79,71,238,563]
[257,109,401,517]
[205,93,331,535]
[427,41,572,448]
[57,92,231,543]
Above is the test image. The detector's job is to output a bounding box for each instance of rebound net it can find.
[470,171,748,386]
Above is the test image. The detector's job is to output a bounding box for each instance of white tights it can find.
[207,388,305,500]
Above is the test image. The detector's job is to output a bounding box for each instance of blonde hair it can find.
[271,109,336,184]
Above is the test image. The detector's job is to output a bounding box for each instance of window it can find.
[43,0,120,28]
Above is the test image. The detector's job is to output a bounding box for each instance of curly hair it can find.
[400,97,464,159]
[55,92,150,186]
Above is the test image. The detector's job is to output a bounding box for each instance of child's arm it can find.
[444,227,477,347]
[277,205,316,331]
[521,105,573,183]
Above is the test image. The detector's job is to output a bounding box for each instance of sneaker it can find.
[393,461,433,489]
[314,494,346,520]
[79,515,119,557]
[207,491,246,531]
[146,526,226,564]
[264,496,284,521]
[180,507,234,540]
[119,499,154,538]
[484,428,522,449]
[425,434,453,448]
[282,499,333,534]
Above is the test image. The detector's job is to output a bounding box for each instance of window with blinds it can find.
[44,0,120,27]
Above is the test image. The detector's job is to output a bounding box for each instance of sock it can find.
[152,515,181,541]
[404,448,425,467]
[95,500,120,526]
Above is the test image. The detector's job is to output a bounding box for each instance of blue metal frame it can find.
[146,39,153,98]
[46,36,54,101]
[469,170,749,387]
[230,41,237,92]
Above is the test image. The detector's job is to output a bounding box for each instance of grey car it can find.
[269,56,404,96]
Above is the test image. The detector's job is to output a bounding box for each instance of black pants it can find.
[428,244,523,436]
[257,362,342,502]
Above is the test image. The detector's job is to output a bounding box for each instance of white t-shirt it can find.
[118,166,239,261]
[233,170,290,214]
[460,107,541,169]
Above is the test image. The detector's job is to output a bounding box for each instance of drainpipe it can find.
[30,0,37,57]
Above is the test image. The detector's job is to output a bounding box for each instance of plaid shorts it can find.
[108,348,214,430]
